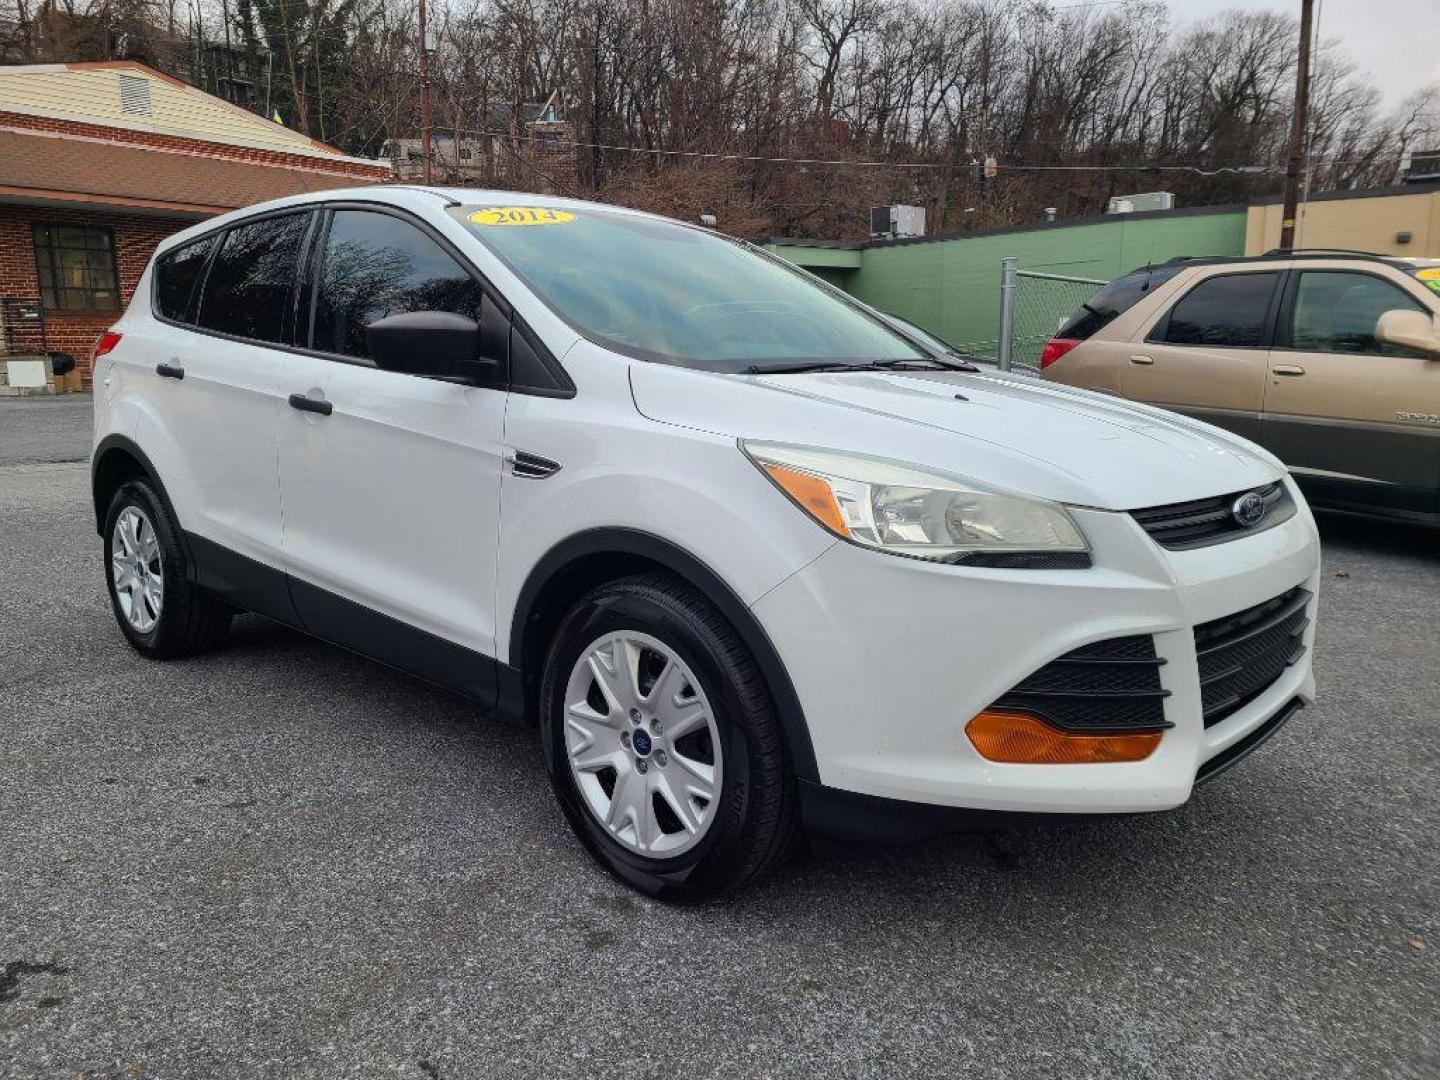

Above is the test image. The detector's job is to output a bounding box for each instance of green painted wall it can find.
[768,245,862,269]
[769,210,1247,357]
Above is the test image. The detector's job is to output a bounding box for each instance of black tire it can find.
[539,573,800,901]
[103,479,231,658]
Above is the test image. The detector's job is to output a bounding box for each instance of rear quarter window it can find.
[154,236,215,324]
[1056,264,1185,340]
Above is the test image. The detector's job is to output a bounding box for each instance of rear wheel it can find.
[540,573,800,900]
[103,480,231,658]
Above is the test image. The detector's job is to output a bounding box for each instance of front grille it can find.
[1131,482,1294,550]
[988,635,1171,733]
[1194,587,1310,728]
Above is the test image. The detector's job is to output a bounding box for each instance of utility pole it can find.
[1278,0,1314,251]
[220,0,232,102]
[419,0,432,184]
[590,0,603,191]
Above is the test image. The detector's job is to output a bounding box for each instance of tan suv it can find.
[1040,251,1440,524]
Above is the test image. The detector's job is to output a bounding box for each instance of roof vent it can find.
[118,75,152,116]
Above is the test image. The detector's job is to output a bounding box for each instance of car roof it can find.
[1132,249,1431,275]
[152,184,697,258]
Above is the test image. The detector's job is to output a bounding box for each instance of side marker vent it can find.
[507,450,561,479]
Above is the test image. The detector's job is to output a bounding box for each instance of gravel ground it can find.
[0,398,1436,1079]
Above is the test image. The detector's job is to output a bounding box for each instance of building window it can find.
[33,223,120,311]
[459,147,472,160]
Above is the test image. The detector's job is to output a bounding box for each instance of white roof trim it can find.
[0,100,386,169]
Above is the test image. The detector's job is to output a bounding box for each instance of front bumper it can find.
[750,477,1320,817]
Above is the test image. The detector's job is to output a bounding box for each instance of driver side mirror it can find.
[366,311,498,384]
[1375,308,1440,359]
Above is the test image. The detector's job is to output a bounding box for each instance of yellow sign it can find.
[469,206,575,227]
[1418,267,1440,293]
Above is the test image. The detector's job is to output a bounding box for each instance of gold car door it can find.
[1262,266,1440,517]
[1120,267,1284,444]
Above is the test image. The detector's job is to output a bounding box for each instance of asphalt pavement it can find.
[0,394,92,467]
[1,396,1436,1078]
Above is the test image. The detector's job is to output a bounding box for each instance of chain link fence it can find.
[996,258,1106,375]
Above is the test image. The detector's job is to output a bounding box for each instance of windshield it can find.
[880,312,954,355]
[1398,259,1440,299]
[451,205,923,372]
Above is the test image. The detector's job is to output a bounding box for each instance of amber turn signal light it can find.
[761,462,850,537]
[965,710,1161,764]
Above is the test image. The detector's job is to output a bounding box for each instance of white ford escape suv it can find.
[93,188,1321,899]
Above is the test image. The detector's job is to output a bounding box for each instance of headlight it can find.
[742,442,1087,562]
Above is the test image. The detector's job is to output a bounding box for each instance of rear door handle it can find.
[155,363,185,380]
[1129,354,1154,365]
[1272,364,1305,377]
[288,392,333,416]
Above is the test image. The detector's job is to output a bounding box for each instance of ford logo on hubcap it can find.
[1231,491,1266,528]
[631,728,653,756]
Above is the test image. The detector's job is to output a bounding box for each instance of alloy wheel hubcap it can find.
[111,506,163,633]
[564,631,722,857]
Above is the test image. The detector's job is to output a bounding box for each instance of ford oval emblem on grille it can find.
[1231,490,1266,528]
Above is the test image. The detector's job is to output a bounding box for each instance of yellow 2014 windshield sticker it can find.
[1417,267,1440,295]
[469,206,575,226]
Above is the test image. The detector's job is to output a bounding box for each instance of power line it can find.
[451,128,1285,176]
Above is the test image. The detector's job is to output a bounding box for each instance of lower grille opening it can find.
[988,634,1171,734]
[1194,587,1310,729]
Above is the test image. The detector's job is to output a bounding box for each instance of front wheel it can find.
[540,574,800,900]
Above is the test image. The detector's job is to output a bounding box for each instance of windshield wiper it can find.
[742,361,868,374]
[744,356,978,375]
[870,355,980,373]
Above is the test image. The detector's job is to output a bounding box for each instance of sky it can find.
[1168,0,1437,109]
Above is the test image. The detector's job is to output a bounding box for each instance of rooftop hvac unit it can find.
[1106,192,1176,215]
[870,205,926,239]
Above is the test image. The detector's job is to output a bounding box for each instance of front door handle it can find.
[1129,354,1154,366]
[1272,364,1306,377]
[288,392,333,416]
[155,363,185,380]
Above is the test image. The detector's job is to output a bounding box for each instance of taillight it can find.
[1039,337,1081,370]
[92,330,122,363]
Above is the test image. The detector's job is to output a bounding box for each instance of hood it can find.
[628,363,1284,511]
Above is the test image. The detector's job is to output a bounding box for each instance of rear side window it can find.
[153,237,214,323]
[311,209,481,360]
[1155,271,1279,348]
[196,212,310,345]
[1056,264,1184,340]
[1288,271,1430,358]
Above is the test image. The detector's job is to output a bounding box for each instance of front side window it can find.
[1289,271,1430,358]
[311,210,481,360]
[196,212,310,344]
[33,223,119,311]
[452,205,923,372]
[154,236,215,323]
[1158,271,1279,348]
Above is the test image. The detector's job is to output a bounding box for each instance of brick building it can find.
[0,61,390,386]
